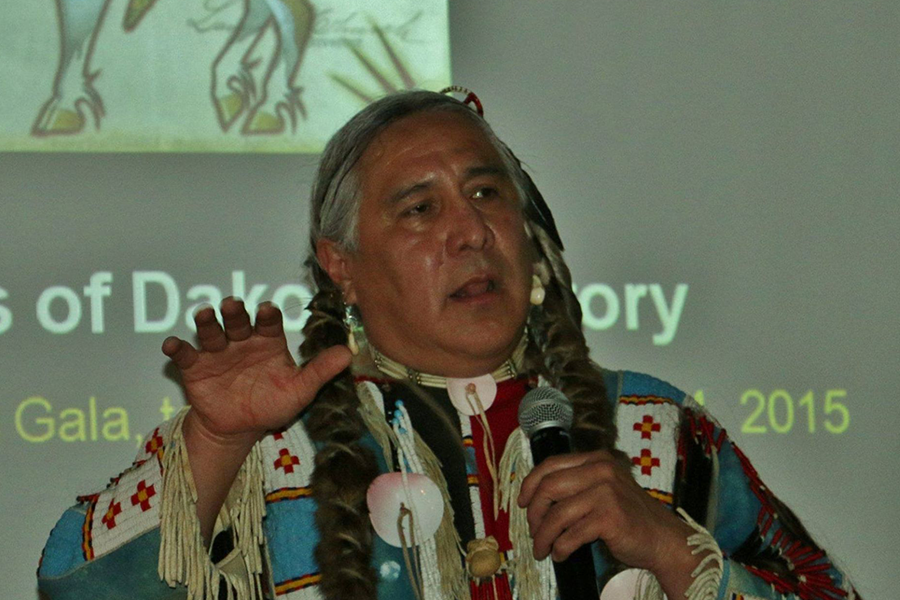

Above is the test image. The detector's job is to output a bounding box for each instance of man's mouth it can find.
[450,278,496,299]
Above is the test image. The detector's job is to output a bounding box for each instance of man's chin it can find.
[437,327,524,368]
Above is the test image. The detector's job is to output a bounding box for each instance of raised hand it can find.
[162,297,351,542]
[162,296,352,448]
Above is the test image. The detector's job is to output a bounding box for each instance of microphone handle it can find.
[529,427,600,600]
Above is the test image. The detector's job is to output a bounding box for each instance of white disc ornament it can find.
[600,569,654,600]
[446,375,497,415]
[366,472,444,548]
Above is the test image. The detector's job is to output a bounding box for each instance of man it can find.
[38,90,859,600]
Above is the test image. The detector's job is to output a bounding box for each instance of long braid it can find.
[299,266,379,600]
[526,225,618,454]
[523,224,629,585]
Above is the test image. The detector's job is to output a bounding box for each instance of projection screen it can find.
[1,2,897,599]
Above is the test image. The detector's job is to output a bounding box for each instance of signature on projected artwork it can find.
[31,0,418,137]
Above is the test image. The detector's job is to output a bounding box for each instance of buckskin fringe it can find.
[158,408,266,600]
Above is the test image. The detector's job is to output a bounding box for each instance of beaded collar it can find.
[367,335,528,387]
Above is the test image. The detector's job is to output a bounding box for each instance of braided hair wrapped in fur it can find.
[301,90,617,600]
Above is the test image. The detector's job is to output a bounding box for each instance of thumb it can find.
[293,345,354,406]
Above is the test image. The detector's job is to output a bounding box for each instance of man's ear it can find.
[316,239,357,304]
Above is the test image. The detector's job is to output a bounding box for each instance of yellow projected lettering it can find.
[159,396,176,421]
[767,390,794,434]
[739,389,849,435]
[740,390,768,434]
[15,396,131,442]
[824,390,850,434]
[58,408,86,442]
[16,397,54,442]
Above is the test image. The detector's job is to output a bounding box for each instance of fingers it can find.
[517,452,622,562]
[525,459,615,534]
[293,345,353,406]
[254,302,285,338]
[195,305,227,351]
[162,336,200,370]
[531,488,602,561]
[518,450,611,507]
[221,297,252,341]
[194,298,281,351]
[544,510,605,562]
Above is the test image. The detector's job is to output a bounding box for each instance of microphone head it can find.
[518,387,574,438]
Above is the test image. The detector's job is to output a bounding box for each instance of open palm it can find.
[162,297,351,445]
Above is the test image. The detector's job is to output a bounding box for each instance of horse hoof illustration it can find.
[32,89,104,136]
[32,102,86,135]
[242,109,284,135]
[215,92,246,131]
[241,88,305,135]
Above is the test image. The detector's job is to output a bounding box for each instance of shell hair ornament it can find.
[343,302,361,355]
[530,274,545,306]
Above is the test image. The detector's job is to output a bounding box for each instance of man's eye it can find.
[472,187,499,200]
[403,201,432,217]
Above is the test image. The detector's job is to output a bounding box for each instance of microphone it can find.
[518,387,600,600]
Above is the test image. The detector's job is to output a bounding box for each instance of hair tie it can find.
[439,85,484,117]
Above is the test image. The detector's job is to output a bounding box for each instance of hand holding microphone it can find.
[517,387,700,599]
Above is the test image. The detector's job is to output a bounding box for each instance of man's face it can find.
[320,111,534,377]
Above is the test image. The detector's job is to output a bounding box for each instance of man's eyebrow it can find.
[386,181,433,205]
[385,165,511,205]
[464,165,510,179]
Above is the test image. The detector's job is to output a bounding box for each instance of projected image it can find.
[2,0,449,151]
[33,0,317,136]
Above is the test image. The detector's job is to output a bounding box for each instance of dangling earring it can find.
[344,303,360,355]
[530,274,545,306]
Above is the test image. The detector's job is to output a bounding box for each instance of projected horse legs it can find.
[33,0,110,135]
[32,0,315,137]
[211,0,314,134]
[242,0,314,134]
[211,0,270,131]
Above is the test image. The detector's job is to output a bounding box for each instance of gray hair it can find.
[307,90,532,284]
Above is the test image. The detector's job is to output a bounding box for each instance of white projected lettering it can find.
[648,284,689,346]
[184,285,225,329]
[82,272,113,334]
[271,284,314,330]
[12,274,689,342]
[133,271,181,333]
[36,285,83,334]
[133,270,312,333]
[577,283,689,345]
[232,271,270,311]
[579,284,620,330]
[0,286,11,334]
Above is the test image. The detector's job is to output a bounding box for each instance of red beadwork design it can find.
[633,415,661,440]
[130,480,156,511]
[687,410,726,453]
[274,448,300,474]
[81,496,98,561]
[632,448,660,475]
[101,500,122,529]
[144,429,164,457]
[730,440,851,599]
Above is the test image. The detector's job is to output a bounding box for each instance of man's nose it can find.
[446,194,493,255]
